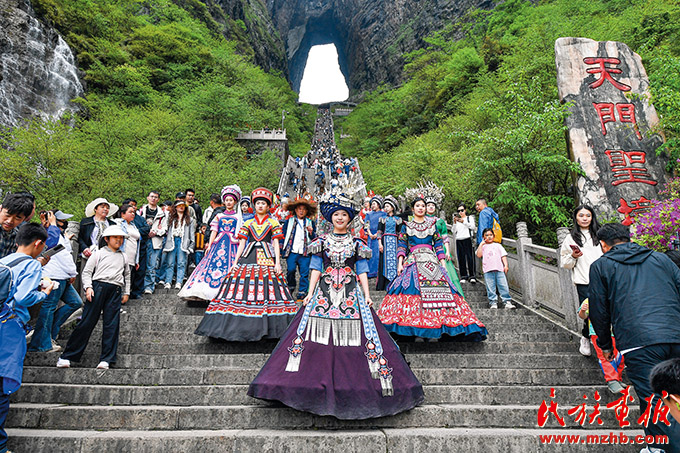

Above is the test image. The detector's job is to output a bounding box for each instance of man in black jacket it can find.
[589,223,680,453]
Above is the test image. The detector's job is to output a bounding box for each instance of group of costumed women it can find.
[178,182,487,420]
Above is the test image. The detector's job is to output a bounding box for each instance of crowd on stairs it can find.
[0,107,679,452]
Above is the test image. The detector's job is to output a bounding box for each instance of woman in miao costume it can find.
[194,187,297,341]
[377,185,488,341]
[421,181,465,297]
[179,185,243,301]
[248,188,424,419]
[376,196,402,291]
[364,195,386,278]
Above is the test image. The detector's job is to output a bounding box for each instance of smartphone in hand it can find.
[569,244,582,254]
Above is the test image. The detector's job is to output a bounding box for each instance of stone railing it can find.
[236,129,287,140]
[448,220,581,333]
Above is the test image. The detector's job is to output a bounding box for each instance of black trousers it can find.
[456,238,475,279]
[131,247,147,298]
[576,284,590,339]
[625,343,680,452]
[61,281,122,364]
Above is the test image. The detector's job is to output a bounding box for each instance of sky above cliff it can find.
[298,44,349,104]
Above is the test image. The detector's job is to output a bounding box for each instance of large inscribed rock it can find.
[555,37,668,225]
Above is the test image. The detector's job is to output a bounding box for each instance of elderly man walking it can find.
[589,223,680,453]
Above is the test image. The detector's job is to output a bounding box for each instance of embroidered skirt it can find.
[247,299,424,419]
[179,231,238,301]
[194,245,298,341]
[378,248,487,340]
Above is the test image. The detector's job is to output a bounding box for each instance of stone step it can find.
[46,339,581,355]
[115,304,544,325]
[22,366,607,386]
[7,403,640,431]
[24,352,592,370]
[4,427,643,453]
[66,317,566,335]
[12,383,630,406]
[120,304,528,317]
[57,330,575,346]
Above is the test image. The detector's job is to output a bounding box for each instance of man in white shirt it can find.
[281,198,317,300]
[454,204,477,284]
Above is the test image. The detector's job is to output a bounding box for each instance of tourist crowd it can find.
[1,108,679,452]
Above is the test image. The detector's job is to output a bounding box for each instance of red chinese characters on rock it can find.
[592,103,643,140]
[584,57,632,91]
[617,196,653,226]
[583,55,658,223]
[605,150,657,186]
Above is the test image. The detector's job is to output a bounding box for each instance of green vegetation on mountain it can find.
[0,0,313,217]
[337,0,680,244]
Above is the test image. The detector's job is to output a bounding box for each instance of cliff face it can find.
[266,0,495,97]
[213,0,288,74]
[0,0,83,127]
[0,0,494,127]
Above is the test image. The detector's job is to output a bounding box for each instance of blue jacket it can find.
[281,217,316,258]
[477,207,499,245]
[589,242,680,352]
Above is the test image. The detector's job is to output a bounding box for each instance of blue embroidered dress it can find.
[364,210,386,278]
[376,215,402,291]
[377,217,488,340]
[179,211,241,301]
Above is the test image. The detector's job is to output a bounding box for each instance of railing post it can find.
[557,227,581,333]
[515,222,536,307]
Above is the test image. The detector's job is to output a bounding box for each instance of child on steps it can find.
[57,225,130,370]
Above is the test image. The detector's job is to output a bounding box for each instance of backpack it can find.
[0,255,32,313]
[492,216,502,243]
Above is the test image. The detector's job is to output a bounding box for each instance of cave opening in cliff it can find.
[298,44,349,105]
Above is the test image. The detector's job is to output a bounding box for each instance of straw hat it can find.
[101,225,129,238]
[85,198,119,218]
[286,193,318,218]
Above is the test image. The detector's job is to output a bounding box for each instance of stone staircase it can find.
[7,283,643,451]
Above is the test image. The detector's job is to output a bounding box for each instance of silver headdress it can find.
[404,180,444,207]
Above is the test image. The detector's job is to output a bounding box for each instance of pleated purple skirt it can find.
[247,308,425,420]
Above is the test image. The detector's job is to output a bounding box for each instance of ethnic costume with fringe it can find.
[376,214,402,291]
[248,233,424,419]
[377,217,487,341]
[194,216,297,341]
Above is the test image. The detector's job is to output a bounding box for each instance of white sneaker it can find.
[579,336,592,356]
[96,361,109,370]
[175,282,182,289]
[469,277,477,284]
[158,281,165,286]
[56,358,70,368]
[144,289,153,295]
[460,279,467,284]
[490,303,498,309]
[504,302,516,309]
[164,283,171,289]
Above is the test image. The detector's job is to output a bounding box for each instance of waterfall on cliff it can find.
[298,44,349,105]
[0,0,84,128]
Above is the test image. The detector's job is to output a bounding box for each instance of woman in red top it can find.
[194,188,298,341]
